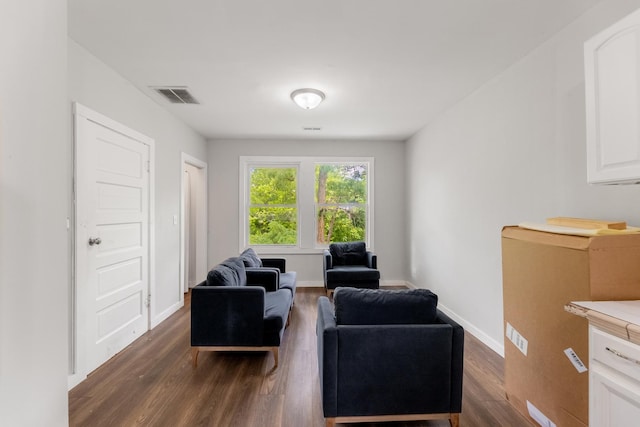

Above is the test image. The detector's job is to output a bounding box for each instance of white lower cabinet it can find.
[590,326,640,426]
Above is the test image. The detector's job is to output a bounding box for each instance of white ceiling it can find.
[68,0,599,141]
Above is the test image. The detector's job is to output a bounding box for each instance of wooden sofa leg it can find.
[325,418,336,427]
[272,348,279,369]
[191,348,199,368]
[450,413,460,427]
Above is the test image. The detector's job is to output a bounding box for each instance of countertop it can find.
[566,300,640,345]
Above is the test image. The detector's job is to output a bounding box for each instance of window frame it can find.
[239,156,374,254]
[241,160,301,251]
[314,161,370,248]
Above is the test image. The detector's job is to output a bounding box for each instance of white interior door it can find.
[75,104,152,376]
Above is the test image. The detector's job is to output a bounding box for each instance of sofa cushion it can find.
[206,257,246,287]
[206,265,238,286]
[220,257,247,285]
[334,288,438,325]
[329,241,367,266]
[278,271,297,297]
[240,248,263,268]
[262,289,293,346]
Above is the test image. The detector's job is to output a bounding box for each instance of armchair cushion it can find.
[334,287,438,325]
[239,248,263,268]
[329,241,367,266]
[326,266,380,282]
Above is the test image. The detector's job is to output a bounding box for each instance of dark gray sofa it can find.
[191,254,295,369]
[316,287,464,427]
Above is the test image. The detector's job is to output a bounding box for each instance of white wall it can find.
[68,39,208,325]
[208,139,406,284]
[0,1,69,425]
[405,0,640,355]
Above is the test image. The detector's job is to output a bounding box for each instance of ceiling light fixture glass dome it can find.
[291,88,325,110]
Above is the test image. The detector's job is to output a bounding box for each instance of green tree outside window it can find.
[248,167,297,245]
[315,164,368,245]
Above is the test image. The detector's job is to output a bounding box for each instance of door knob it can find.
[88,237,102,246]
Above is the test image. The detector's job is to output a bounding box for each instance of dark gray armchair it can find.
[316,287,464,427]
[323,241,380,296]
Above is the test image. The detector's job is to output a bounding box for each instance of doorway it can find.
[70,103,155,389]
[180,153,207,301]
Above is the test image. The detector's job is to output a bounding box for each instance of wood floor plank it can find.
[69,288,533,427]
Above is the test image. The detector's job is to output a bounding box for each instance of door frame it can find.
[180,153,208,304]
[68,103,156,390]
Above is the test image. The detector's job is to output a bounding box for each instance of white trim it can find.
[70,102,156,389]
[68,372,84,391]
[437,302,504,357]
[151,300,183,329]
[405,281,505,357]
[239,159,301,251]
[294,279,409,288]
[180,153,208,307]
[149,138,156,328]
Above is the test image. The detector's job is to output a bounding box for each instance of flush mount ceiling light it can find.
[291,88,325,110]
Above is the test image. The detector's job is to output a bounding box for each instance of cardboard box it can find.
[501,226,640,427]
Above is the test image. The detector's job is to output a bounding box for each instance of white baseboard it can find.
[405,281,504,357]
[296,280,323,288]
[68,372,86,391]
[151,300,184,329]
[437,302,504,357]
[296,279,413,288]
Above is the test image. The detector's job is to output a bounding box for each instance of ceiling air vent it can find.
[303,127,322,131]
[152,86,199,104]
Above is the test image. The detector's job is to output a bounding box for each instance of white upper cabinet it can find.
[585,9,640,184]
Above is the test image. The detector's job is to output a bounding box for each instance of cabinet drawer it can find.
[592,326,640,382]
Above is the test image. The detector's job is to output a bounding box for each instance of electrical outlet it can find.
[173,214,178,225]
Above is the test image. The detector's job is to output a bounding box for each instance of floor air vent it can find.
[152,86,199,104]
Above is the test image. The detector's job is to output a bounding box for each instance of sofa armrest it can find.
[191,285,266,346]
[246,267,280,292]
[435,309,465,412]
[366,251,377,269]
[322,249,333,271]
[261,258,286,273]
[316,297,338,417]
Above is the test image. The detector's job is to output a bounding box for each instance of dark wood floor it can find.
[69,288,533,427]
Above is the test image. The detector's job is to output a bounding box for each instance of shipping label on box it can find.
[564,348,588,373]
[506,322,528,356]
[527,400,558,427]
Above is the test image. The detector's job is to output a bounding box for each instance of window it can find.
[240,157,373,253]
[248,165,298,245]
[315,163,368,245]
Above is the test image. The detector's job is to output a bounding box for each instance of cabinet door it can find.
[590,364,640,426]
[585,8,640,184]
